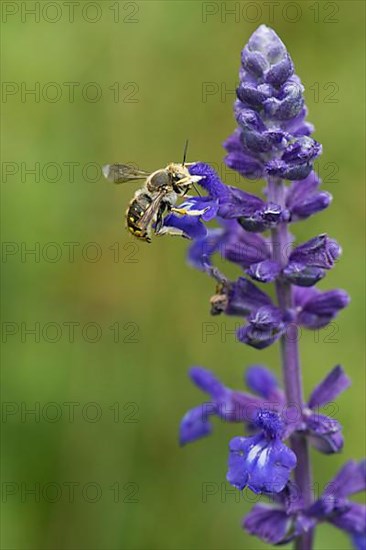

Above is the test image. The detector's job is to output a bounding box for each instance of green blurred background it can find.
[1,1,365,548]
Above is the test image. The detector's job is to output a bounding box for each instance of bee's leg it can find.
[175,175,202,188]
[155,226,189,239]
[154,202,168,234]
[171,206,209,216]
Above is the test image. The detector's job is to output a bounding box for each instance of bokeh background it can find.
[2,1,365,548]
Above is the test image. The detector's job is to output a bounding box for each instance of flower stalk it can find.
[268,176,314,550]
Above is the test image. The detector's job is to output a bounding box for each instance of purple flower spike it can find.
[227,411,296,493]
[226,25,321,182]
[156,25,359,550]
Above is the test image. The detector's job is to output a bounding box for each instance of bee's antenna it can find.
[182,138,201,196]
[192,182,202,197]
[182,139,189,166]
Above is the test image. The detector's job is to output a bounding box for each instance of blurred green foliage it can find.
[1,1,365,549]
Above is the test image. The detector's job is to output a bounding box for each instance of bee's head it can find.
[168,163,201,193]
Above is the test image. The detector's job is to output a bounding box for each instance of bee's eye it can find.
[150,171,170,189]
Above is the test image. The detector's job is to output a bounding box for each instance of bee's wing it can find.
[103,163,151,184]
[138,191,167,231]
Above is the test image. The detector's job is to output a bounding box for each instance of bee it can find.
[103,141,205,243]
[103,160,203,243]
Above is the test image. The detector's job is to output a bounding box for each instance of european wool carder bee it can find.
[103,161,203,243]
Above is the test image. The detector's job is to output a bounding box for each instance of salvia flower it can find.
[227,410,297,493]
[150,24,361,550]
[203,268,349,349]
[180,364,350,456]
[243,461,366,548]
[180,365,285,445]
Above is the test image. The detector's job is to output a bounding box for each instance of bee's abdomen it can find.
[125,193,152,242]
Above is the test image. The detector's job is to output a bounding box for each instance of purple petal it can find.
[324,461,366,499]
[308,366,351,409]
[188,162,228,199]
[243,504,292,544]
[263,80,304,120]
[246,259,281,283]
[286,170,321,205]
[291,191,332,220]
[237,203,283,233]
[282,106,314,137]
[224,151,264,180]
[283,262,325,287]
[297,288,350,329]
[304,412,344,454]
[162,213,207,240]
[245,365,282,400]
[236,82,271,109]
[180,404,214,445]
[221,225,270,267]
[330,503,366,541]
[237,305,286,349]
[223,129,243,152]
[351,530,366,550]
[227,431,296,493]
[266,158,314,180]
[289,234,341,269]
[266,53,294,87]
[187,228,224,271]
[189,367,226,399]
[181,196,219,222]
[238,110,288,154]
[218,186,265,219]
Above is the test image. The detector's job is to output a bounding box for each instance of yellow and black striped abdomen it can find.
[125,193,152,242]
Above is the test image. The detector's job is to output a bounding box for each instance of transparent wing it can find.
[103,163,151,184]
[138,191,167,231]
